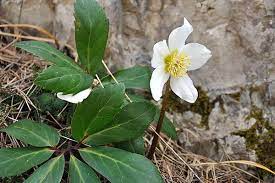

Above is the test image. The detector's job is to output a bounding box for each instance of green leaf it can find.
[123,94,178,140]
[15,41,93,94]
[35,66,92,94]
[0,120,60,147]
[72,84,125,141]
[75,0,109,74]
[25,156,65,183]
[102,66,151,90]
[115,137,145,155]
[127,93,149,102]
[120,93,147,107]
[154,110,178,140]
[80,147,164,183]
[69,155,100,183]
[15,41,82,71]
[34,93,66,114]
[83,102,156,145]
[0,147,53,177]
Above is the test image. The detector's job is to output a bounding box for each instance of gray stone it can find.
[1,0,54,30]
[264,0,275,15]
[53,0,74,47]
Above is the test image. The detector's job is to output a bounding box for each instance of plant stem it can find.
[147,83,170,159]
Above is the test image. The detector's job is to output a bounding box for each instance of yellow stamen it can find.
[164,49,191,77]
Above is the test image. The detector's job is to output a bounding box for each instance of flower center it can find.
[164,49,191,77]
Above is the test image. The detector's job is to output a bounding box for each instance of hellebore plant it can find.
[0,0,173,182]
[148,18,211,159]
[0,0,211,182]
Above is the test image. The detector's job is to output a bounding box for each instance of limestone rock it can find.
[53,0,75,47]
[1,0,54,31]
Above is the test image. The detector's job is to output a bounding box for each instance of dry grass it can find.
[0,20,274,183]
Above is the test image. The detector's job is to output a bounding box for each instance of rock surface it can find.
[1,0,274,169]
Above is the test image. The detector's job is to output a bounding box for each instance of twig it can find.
[95,74,104,88]
[194,161,275,175]
[101,60,132,103]
[0,37,19,51]
[59,135,79,144]
[57,103,69,117]
[149,126,203,183]
[0,24,56,41]
[0,31,75,53]
[0,31,54,43]
[46,111,63,129]
[147,83,170,159]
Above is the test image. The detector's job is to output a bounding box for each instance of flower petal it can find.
[170,75,198,103]
[168,18,193,51]
[57,88,92,104]
[151,40,170,68]
[182,43,212,71]
[150,66,170,101]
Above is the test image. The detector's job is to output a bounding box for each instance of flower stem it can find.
[147,83,170,159]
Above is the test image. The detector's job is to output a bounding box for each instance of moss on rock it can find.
[233,107,275,173]
[228,92,241,101]
[169,87,214,129]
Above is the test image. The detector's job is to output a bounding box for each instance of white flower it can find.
[150,18,212,103]
[57,88,92,104]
